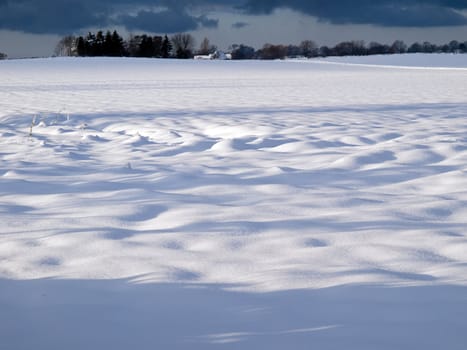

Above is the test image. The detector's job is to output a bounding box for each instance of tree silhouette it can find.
[54,35,76,56]
[390,40,407,54]
[57,30,467,60]
[198,37,216,55]
[171,33,195,59]
[110,30,126,56]
[230,44,255,59]
[257,43,288,60]
[76,37,86,56]
[299,40,318,58]
[161,35,172,58]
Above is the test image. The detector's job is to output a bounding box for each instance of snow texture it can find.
[1,54,467,349]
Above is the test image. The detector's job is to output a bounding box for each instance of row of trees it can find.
[0,52,7,60]
[56,30,202,59]
[239,39,467,60]
[55,30,467,60]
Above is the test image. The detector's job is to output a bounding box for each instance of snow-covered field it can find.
[1,54,466,349]
[313,52,467,68]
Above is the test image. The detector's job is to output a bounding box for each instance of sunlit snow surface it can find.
[1,54,467,349]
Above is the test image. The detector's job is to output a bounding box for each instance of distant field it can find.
[313,52,467,68]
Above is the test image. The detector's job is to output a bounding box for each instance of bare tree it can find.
[448,40,459,53]
[422,41,436,53]
[299,40,318,58]
[408,42,422,53]
[390,40,407,54]
[171,33,195,59]
[54,35,76,56]
[258,43,288,60]
[368,41,390,55]
[198,37,216,55]
[334,40,367,56]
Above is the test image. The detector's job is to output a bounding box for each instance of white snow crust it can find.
[314,52,467,69]
[1,55,467,349]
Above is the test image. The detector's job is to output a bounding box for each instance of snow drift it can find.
[1,55,466,349]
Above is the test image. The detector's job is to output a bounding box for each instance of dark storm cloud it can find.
[198,15,219,28]
[232,21,250,29]
[242,0,467,27]
[1,0,466,34]
[0,0,108,34]
[0,0,220,34]
[119,10,198,33]
[118,9,218,33]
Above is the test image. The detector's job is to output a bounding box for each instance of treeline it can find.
[55,30,467,60]
[0,52,7,60]
[55,30,197,59]
[238,39,467,60]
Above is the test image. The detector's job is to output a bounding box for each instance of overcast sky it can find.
[1,0,467,58]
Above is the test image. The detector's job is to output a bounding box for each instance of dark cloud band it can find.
[0,0,220,34]
[232,21,249,29]
[0,0,466,35]
[242,0,467,27]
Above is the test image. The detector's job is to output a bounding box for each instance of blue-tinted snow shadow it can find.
[1,278,467,350]
[3,102,466,126]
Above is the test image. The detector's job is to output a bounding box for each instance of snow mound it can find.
[1,57,466,349]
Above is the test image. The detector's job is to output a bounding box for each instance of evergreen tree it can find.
[161,35,172,58]
[152,36,163,57]
[103,31,113,55]
[139,35,154,57]
[111,30,125,56]
[94,31,105,56]
[85,32,96,55]
[101,30,125,56]
[76,36,86,56]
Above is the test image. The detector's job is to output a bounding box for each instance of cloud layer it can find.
[0,0,466,35]
[243,0,467,27]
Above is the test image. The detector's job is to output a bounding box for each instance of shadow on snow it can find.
[1,278,467,350]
